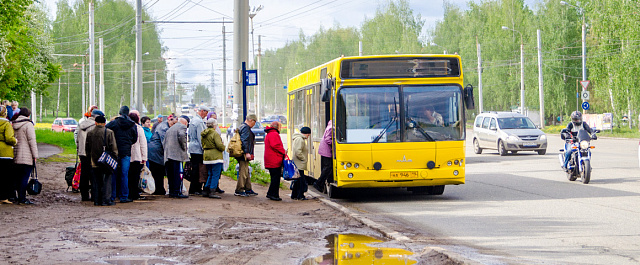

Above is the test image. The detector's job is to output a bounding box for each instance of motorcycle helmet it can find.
[571,111,582,126]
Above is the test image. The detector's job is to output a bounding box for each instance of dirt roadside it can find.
[0,161,461,265]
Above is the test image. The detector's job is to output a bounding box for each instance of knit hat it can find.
[95,115,106,123]
[300,127,311,134]
[119,106,130,116]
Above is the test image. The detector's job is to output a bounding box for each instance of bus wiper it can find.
[372,117,396,143]
[408,118,435,141]
[372,97,398,143]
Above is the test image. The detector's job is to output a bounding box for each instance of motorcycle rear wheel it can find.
[581,160,591,184]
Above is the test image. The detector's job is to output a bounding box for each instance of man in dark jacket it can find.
[75,109,104,201]
[234,114,257,197]
[85,115,118,206]
[105,106,138,203]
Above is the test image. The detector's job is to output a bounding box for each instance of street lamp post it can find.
[429,42,447,54]
[502,26,525,115]
[249,5,263,119]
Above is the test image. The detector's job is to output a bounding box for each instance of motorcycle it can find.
[558,128,598,184]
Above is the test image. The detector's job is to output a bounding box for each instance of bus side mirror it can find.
[321,78,333,102]
[464,84,475,110]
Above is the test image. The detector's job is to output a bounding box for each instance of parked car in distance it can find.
[260,115,287,125]
[472,112,547,156]
[251,122,265,142]
[52,118,78,132]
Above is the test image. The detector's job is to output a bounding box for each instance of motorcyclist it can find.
[561,111,596,171]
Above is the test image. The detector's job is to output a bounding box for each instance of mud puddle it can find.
[302,233,417,265]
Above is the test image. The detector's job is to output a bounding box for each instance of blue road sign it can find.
[582,101,590,110]
[245,69,258,86]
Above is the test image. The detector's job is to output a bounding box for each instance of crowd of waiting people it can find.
[0,100,333,205]
[0,100,39,205]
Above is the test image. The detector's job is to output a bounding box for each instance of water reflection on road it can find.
[302,234,416,265]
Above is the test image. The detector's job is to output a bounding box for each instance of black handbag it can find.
[65,155,78,192]
[27,163,42,195]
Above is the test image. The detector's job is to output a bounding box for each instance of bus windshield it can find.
[336,85,463,143]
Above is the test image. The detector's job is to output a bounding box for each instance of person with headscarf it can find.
[11,108,38,205]
[0,105,17,204]
[105,106,138,203]
[75,109,104,201]
[127,110,148,200]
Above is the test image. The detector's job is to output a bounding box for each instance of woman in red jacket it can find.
[264,121,286,201]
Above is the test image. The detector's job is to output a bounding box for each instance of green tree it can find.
[192,84,211,105]
[0,1,59,101]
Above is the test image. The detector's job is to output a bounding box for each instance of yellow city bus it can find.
[286,54,474,197]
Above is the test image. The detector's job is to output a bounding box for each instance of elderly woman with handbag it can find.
[11,108,38,205]
[0,105,17,204]
[264,121,286,201]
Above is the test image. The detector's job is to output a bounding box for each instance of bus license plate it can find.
[522,142,536,147]
[390,171,417,178]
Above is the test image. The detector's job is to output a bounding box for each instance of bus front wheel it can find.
[426,185,445,195]
[327,184,342,199]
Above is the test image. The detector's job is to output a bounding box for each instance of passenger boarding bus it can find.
[286,55,475,197]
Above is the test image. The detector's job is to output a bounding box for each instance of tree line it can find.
[259,0,640,125]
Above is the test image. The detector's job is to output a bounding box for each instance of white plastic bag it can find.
[139,166,156,194]
[223,150,230,171]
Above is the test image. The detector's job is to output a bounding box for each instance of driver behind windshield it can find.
[561,111,595,171]
[417,106,443,127]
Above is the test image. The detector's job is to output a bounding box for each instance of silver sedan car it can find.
[472,112,547,156]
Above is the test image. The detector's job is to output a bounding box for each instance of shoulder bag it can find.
[97,128,118,172]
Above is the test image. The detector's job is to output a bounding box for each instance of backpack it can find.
[227,129,244,158]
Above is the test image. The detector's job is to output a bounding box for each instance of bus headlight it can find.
[348,173,353,178]
[454,160,459,165]
[580,140,589,149]
[447,161,452,166]
[354,163,359,169]
[346,162,352,168]
[453,170,459,176]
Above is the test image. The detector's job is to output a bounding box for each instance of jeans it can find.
[266,167,282,198]
[205,163,223,191]
[563,142,577,169]
[14,164,34,203]
[112,156,131,201]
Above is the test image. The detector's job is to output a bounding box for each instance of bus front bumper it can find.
[335,167,465,188]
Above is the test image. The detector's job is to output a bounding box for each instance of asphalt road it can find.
[326,133,640,264]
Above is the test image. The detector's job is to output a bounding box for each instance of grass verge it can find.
[222,158,286,188]
[36,129,76,162]
[542,125,640,139]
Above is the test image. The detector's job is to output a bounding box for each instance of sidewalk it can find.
[37,143,62,158]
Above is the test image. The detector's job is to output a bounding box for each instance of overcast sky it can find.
[42,0,539,104]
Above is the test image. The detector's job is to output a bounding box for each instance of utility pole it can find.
[130,60,134,107]
[81,58,85,112]
[67,70,70,117]
[359,41,363,56]
[233,0,249,126]
[31,91,36,123]
[537,29,545,128]
[172,73,176,113]
[88,1,96,106]
[476,37,483,113]
[135,0,143,111]
[222,25,227,127]
[56,75,61,118]
[256,35,261,119]
[99,37,104,111]
[154,70,157,117]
